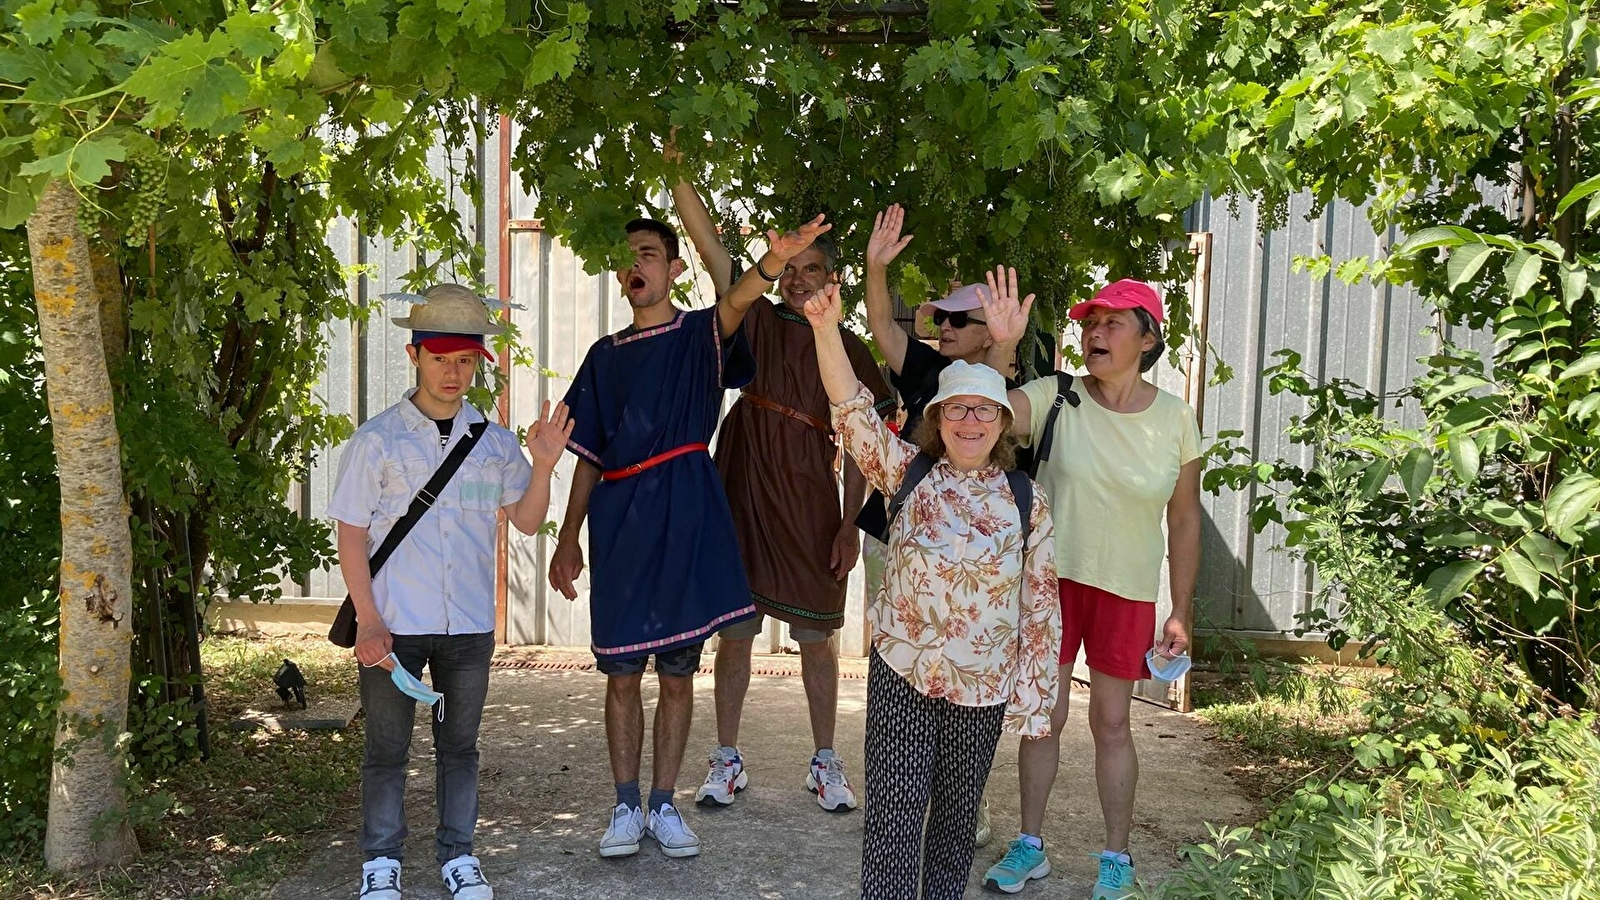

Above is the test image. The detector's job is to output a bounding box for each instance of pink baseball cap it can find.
[928,283,986,313]
[1068,279,1164,323]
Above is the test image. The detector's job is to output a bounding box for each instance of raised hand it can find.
[766,214,832,263]
[661,125,683,164]
[803,283,843,330]
[525,400,575,473]
[975,264,1035,345]
[866,204,914,269]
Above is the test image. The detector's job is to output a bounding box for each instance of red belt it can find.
[601,443,710,481]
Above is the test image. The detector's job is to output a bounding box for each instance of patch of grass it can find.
[1190,659,1370,800]
[2,637,365,900]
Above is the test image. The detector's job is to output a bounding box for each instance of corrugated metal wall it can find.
[287,116,1496,654]
[1182,191,1496,641]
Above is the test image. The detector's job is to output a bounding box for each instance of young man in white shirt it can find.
[327,284,572,900]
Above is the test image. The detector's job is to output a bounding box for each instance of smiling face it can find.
[778,246,832,310]
[935,393,1007,470]
[407,345,479,416]
[1078,306,1156,378]
[937,313,993,363]
[617,229,686,310]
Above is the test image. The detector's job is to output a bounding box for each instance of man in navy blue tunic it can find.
[550,214,831,860]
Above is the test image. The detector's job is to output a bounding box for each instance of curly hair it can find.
[911,403,1020,471]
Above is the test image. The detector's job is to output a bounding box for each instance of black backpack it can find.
[884,453,1036,546]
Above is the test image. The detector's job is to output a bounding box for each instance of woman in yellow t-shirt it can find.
[974,270,1202,899]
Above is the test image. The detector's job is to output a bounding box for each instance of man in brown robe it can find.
[664,152,894,813]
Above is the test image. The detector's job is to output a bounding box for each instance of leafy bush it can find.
[1150,717,1600,900]
[0,594,62,853]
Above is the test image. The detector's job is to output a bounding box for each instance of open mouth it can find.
[952,429,986,442]
[628,274,647,292]
[1088,346,1111,360]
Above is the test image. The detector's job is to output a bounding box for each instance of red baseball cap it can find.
[1067,279,1164,323]
[414,332,495,362]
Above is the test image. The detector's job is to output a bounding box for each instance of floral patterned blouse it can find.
[832,385,1061,737]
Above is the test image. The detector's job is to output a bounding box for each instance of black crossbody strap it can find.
[1027,372,1080,479]
[885,452,938,537]
[1005,470,1034,547]
[368,420,488,576]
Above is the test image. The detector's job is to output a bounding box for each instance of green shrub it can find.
[0,593,62,853]
[1151,717,1600,900]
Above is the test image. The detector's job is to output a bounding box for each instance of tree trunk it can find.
[28,179,140,872]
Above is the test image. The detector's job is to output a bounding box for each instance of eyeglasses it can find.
[932,309,986,329]
[940,403,1002,423]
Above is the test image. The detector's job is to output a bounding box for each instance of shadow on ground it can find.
[272,662,1255,899]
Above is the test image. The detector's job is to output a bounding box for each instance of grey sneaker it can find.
[359,857,402,900]
[599,803,644,858]
[645,803,701,858]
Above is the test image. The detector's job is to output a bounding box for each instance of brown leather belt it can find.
[740,391,833,436]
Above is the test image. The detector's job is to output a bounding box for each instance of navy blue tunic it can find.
[562,307,757,662]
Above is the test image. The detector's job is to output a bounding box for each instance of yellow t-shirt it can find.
[1019,376,1201,603]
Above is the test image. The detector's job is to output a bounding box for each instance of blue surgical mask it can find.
[369,653,445,719]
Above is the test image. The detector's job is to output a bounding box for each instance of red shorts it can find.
[1059,579,1156,681]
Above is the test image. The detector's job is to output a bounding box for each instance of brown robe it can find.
[714,297,895,630]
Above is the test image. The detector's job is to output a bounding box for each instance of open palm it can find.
[767,214,832,262]
[525,400,575,471]
[976,265,1034,345]
[866,205,913,268]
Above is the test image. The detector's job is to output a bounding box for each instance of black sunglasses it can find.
[932,309,986,329]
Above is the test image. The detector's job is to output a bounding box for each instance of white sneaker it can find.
[440,854,492,900]
[359,857,402,900]
[598,803,644,858]
[806,753,860,812]
[645,803,702,858]
[694,748,748,806]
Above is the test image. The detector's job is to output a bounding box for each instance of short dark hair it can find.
[625,218,680,260]
[1132,307,1163,373]
[809,233,839,273]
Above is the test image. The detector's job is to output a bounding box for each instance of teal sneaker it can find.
[1091,850,1135,900]
[982,839,1051,894]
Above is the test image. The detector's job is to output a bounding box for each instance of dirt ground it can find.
[270,649,1259,900]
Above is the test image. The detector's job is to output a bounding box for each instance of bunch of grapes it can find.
[120,144,169,248]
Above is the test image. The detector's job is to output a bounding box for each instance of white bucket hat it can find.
[387,284,507,336]
[925,361,1012,416]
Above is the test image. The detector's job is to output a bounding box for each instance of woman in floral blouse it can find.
[804,283,1060,900]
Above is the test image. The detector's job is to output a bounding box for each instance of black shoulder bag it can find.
[328,421,488,648]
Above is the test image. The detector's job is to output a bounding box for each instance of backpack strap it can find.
[884,452,938,538]
[1027,371,1080,478]
[1005,470,1034,548]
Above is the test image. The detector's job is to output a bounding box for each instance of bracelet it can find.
[755,257,780,282]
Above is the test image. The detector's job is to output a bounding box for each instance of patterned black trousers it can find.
[861,650,1006,900]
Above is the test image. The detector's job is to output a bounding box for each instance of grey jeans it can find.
[359,631,495,865]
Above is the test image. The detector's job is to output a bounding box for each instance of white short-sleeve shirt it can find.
[325,389,533,635]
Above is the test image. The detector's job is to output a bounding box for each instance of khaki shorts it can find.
[718,613,832,644]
